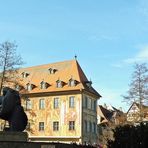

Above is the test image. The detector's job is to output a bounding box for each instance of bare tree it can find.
[0,41,23,94]
[122,63,148,121]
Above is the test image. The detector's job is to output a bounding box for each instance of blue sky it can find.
[0,0,148,111]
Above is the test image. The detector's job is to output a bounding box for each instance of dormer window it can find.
[22,72,29,78]
[56,80,63,88]
[68,78,77,87]
[86,81,92,88]
[48,68,57,74]
[26,83,35,91]
[40,81,49,89]
[15,84,21,91]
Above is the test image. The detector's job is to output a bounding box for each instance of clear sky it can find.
[0,0,148,112]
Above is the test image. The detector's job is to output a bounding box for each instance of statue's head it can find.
[0,87,21,120]
[2,87,19,96]
[2,87,11,96]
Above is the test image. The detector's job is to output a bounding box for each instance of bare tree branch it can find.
[0,41,24,94]
[122,63,148,122]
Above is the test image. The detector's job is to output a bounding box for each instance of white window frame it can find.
[87,121,90,132]
[88,98,92,109]
[69,121,75,130]
[26,83,33,91]
[69,79,76,87]
[54,97,59,109]
[39,99,45,109]
[69,96,75,108]
[39,122,44,131]
[26,100,32,110]
[53,121,59,131]
[40,81,47,89]
[56,80,62,88]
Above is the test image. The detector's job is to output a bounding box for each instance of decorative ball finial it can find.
[74,55,77,60]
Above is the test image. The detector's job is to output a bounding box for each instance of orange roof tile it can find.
[16,59,101,97]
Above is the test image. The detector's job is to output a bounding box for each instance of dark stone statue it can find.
[0,87,28,131]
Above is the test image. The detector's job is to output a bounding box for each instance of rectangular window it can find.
[87,121,90,132]
[92,122,96,133]
[89,121,92,133]
[39,99,45,109]
[91,100,94,110]
[54,98,59,108]
[94,100,97,111]
[69,79,76,87]
[56,81,62,88]
[91,100,97,111]
[39,122,44,131]
[69,96,75,108]
[41,82,46,89]
[53,121,59,131]
[26,84,32,91]
[15,85,20,91]
[26,100,32,110]
[69,121,75,130]
[84,120,87,133]
[88,98,91,109]
[85,96,88,108]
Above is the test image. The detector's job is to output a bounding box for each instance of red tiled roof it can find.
[16,59,101,97]
[97,105,113,123]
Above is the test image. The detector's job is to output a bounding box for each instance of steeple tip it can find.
[74,54,77,60]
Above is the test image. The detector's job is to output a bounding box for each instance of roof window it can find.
[56,79,64,88]
[48,68,57,74]
[68,78,77,87]
[40,81,49,89]
[22,72,29,78]
[85,81,92,88]
[26,83,35,91]
[15,84,22,91]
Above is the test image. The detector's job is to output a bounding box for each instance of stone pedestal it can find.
[0,132,92,148]
[0,131,28,142]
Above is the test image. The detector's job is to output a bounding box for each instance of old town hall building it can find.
[1,59,101,144]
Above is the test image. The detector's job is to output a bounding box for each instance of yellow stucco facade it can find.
[23,93,82,142]
[22,91,99,144]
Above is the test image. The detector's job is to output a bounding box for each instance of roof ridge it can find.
[21,59,76,70]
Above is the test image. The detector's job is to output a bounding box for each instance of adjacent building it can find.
[127,102,148,123]
[0,59,101,144]
[97,104,125,146]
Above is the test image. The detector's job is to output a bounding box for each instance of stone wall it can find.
[0,142,95,148]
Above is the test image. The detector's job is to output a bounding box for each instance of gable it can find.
[127,104,139,115]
